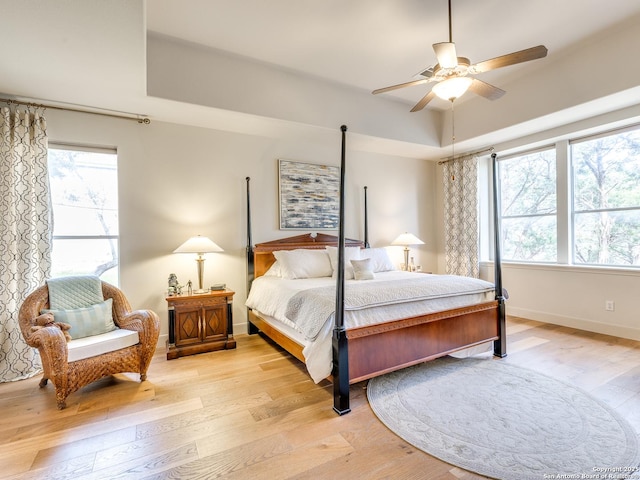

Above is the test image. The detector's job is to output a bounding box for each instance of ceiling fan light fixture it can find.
[432,76,473,101]
[433,42,458,69]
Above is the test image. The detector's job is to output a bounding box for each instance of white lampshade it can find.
[432,76,473,101]
[391,232,425,247]
[173,235,223,254]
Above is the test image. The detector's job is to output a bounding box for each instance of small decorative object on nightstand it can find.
[166,289,235,360]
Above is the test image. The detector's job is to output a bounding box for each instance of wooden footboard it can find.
[346,301,499,383]
[248,301,500,384]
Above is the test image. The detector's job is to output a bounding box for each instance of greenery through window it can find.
[48,146,119,284]
[571,129,640,266]
[499,148,557,262]
[497,125,640,268]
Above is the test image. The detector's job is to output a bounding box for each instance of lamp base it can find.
[193,289,209,294]
[403,247,410,272]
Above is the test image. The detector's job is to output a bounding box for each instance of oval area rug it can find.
[367,356,640,480]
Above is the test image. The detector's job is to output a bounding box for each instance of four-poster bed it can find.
[245,127,505,415]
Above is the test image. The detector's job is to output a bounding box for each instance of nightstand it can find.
[166,289,235,360]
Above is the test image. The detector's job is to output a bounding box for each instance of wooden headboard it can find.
[253,233,364,277]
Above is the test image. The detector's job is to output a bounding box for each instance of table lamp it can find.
[173,235,223,293]
[391,232,424,271]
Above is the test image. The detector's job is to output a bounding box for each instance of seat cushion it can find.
[68,328,139,362]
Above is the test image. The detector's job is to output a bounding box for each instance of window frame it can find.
[492,123,640,271]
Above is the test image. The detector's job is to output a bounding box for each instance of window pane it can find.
[574,210,640,266]
[501,216,557,262]
[51,238,119,283]
[499,149,557,263]
[48,146,119,285]
[48,149,119,236]
[500,149,556,216]
[572,129,640,211]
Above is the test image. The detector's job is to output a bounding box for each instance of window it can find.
[498,148,557,262]
[571,128,640,267]
[48,146,119,284]
[496,124,640,268]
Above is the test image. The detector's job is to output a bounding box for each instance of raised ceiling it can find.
[2,0,640,158]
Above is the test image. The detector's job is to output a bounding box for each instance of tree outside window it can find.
[48,147,119,284]
[572,129,640,267]
[499,149,557,262]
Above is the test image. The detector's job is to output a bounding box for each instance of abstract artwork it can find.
[278,159,340,229]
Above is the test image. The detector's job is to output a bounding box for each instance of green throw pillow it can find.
[42,298,117,339]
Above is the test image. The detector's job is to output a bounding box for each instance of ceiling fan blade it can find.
[372,78,429,95]
[410,90,436,112]
[416,66,435,78]
[470,45,548,74]
[468,78,506,101]
[433,42,458,69]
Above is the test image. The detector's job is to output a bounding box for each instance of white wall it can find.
[146,32,442,150]
[45,108,436,343]
[482,263,640,341]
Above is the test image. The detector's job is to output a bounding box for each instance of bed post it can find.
[364,186,370,248]
[333,125,351,415]
[246,176,258,335]
[491,153,507,357]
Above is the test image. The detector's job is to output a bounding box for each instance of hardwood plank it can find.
[1,317,640,479]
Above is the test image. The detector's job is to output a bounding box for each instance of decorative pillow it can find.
[326,246,362,280]
[42,298,117,340]
[272,249,333,279]
[351,258,375,280]
[362,247,396,272]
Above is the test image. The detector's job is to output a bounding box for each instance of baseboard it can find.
[508,306,640,341]
[234,322,248,335]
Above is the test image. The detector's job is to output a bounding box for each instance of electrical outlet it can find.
[605,300,615,312]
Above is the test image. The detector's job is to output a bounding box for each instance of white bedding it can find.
[245,271,496,383]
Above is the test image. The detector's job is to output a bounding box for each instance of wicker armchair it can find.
[18,281,160,409]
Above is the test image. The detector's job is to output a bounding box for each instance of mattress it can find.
[246,271,496,382]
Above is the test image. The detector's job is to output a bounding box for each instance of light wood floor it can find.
[2,316,640,480]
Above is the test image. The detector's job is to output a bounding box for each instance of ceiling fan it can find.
[372,0,548,112]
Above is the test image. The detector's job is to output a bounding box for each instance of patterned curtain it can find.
[443,155,479,277]
[0,106,51,382]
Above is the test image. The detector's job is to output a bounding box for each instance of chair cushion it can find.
[68,328,139,362]
[43,298,117,339]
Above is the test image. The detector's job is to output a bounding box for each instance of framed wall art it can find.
[278,159,340,230]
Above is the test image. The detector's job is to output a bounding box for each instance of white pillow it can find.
[326,246,362,280]
[362,247,396,272]
[351,258,375,280]
[272,249,333,279]
[263,261,282,277]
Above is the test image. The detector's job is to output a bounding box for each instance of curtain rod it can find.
[0,96,150,124]
[438,146,494,165]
